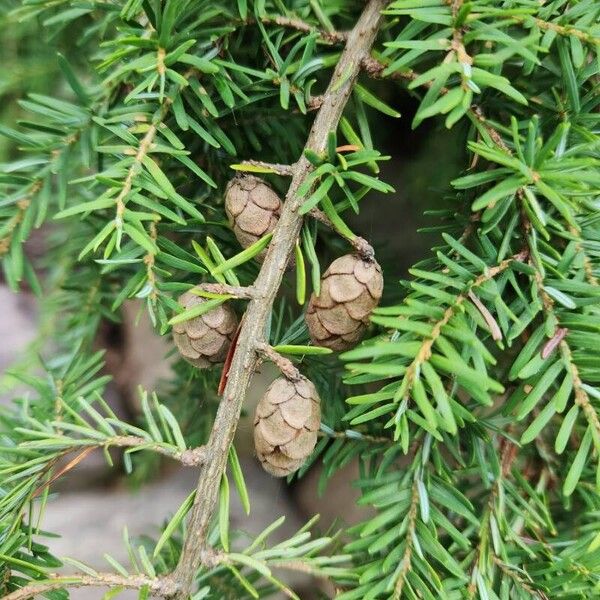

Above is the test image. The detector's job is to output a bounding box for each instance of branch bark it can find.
[168,1,387,596]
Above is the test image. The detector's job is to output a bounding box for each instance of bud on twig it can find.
[306,254,383,351]
[173,289,238,368]
[254,377,321,477]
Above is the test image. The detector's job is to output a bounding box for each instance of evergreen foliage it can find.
[0,0,599,598]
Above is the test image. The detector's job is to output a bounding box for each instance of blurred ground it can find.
[45,464,309,600]
[0,286,37,374]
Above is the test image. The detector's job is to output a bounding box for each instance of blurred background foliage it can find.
[5,0,598,598]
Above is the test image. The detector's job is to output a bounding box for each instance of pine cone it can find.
[225,175,281,252]
[172,289,238,368]
[254,377,321,477]
[305,254,383,351]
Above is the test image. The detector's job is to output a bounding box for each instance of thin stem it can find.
[402,250,528,400]
[168,2,388,597]
[467,439,518,598]
[102,436,207,467]
[561,339,600,438]
[2,573,175,600]
[265,559,335,579]
[309,207,375,259]
[199,282,257,299]
[392,481,419,599]
[319,429,392,445]
[256,342,301,381]
[234,160,295,176]
[0,181,42,257]
[567,225,598,287]
[28,438,207,498]
[115,121,160,220]
[529,258,600,441]
[512,15,600,45]
[260,15,348,44]
[492,557,546,599]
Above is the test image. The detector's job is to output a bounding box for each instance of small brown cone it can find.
[305,254,383,351]
[172,288,238,368]
[225,175,281,252]
[254,377,321,477]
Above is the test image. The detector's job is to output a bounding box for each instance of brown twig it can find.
[256,342,302,381]
[512,15,600,45]
[560,339,600,439]
[308,206,334,227]
[318,429,391,445]
[529,260,600,442]
[115,122,160,220]
[100,436,208,466]
[168,2,388,597]
[259,16,348,44]
[492,557,549,599]
[234,160,295,176]
[0,181,42,258]
[568,225,599,287]
[2,573,175,600]
[309,207,375,260]
[402,250,528,400]
[196,282,257,299]
[29,437,207,498]
[392,480,420,599]
[114,65,200,220]
[467,438,518,598]
[361,55,418,84]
